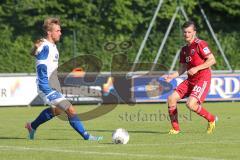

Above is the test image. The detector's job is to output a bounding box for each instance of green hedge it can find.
[0,0,239,73]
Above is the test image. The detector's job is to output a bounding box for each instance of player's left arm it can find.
[196,54,216,70]
[188,54,216,76]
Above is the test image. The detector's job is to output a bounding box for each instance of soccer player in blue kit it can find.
[25,17,103,141]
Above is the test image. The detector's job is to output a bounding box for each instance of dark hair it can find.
[182,20,197,31]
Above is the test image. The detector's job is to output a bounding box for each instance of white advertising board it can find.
[0,76,38,106]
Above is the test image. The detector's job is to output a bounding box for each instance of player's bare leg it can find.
[52,107,63,116]
[186,97,217,134]
[167,91,181,134]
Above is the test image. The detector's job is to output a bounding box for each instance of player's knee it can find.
[168,94,177,105]
[52,107,63,116]
[51,108,59,116]
[65,106,76,117]
[186,100,198,111]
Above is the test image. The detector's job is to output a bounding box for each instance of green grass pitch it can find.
[0,102,239,160]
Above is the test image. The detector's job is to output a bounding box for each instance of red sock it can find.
[168,106,180,131]
[195,105,215,122]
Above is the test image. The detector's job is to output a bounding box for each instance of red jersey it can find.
[180,38,212,81]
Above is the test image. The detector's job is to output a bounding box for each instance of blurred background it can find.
[0,2,240,159]
[0,0,239,73]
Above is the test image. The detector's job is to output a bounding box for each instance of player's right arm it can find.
[163,47,187,83]
[163,63,187,83]
[30,39,44,56]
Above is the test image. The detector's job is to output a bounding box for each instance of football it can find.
[112,128,130,144]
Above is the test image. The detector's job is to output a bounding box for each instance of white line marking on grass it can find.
[0,145,225,160]
[122,140,240,147]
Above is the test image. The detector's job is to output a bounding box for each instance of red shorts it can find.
[175,79,211,103]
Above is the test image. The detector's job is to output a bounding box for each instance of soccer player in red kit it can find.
[164,21,217,134]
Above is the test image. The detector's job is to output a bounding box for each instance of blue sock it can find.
[31,108,54,130]
[68,115,90,140]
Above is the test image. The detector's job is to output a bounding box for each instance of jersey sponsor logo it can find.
[54,53,59,62]
[203,47,210,54]
[55,53,59,59]
[185,56,192,63]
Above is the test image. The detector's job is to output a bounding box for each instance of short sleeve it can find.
[179,47,186,63]
[197,40,212,59]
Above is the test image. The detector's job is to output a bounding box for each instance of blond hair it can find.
[30,17,60,56]
[43,17,61,35]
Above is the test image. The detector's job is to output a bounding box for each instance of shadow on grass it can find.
[39,138,84,141]
[0,136,85,141]
[88,129,168,134]
[0,136,26,140]
[48,128,167,134]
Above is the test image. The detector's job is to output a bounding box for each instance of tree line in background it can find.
[0,0,239,73]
